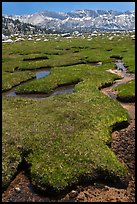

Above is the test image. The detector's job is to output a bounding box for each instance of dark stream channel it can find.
[4,69,75,99]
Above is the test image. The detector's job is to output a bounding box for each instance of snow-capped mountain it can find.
[3,9,135,33]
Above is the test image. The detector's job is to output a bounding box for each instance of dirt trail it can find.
[2,68,135,202]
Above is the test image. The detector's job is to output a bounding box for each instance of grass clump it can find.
[113,80,135,102]
[2,71,36,92]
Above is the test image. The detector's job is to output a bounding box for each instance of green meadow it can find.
[2,33,135,193]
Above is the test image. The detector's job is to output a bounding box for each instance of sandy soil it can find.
[2,69,135,202]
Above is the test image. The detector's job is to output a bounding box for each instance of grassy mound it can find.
[2,34,134,194]
[3,66,130,192]
[113,80,135,102]
[2,71,36,92]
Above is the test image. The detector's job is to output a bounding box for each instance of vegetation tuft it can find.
[113,80,135,102]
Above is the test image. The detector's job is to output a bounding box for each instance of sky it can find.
[2,2,135,15]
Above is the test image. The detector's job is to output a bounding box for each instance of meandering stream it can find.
[101,67,135,123]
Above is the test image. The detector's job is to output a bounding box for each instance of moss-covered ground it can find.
[113,80,135,102]
[2,33,134,193]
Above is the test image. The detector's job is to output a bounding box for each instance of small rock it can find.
[63,194,70,201]
[7,198,13,202]
[115,131,119,135]
[32,198,36,202]
[93,183,105,188]
[69,190,78,198]
[77,192,86,200]
[97,61,102,65]
[14,187,21,193]
[104,185,110,190]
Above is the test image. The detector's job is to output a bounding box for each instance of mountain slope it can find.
[3,9,135,33]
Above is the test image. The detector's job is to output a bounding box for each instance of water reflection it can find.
[6,91,16,97]
[51,85,75,96]
[36,70,50,79]
[115,60,126,72]
[5,84,75,99]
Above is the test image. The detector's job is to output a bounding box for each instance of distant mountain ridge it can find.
[2,16,47,36]
[3,9,135,34]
